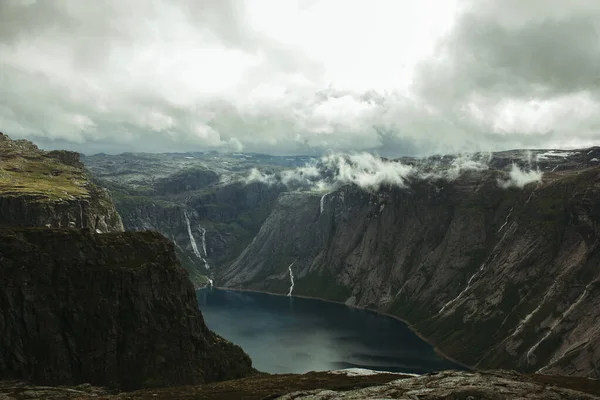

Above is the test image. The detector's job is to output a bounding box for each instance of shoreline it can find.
[202,285,474,372]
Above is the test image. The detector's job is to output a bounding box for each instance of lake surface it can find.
[196,288,462,374]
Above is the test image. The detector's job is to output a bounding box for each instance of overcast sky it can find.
[1,0,599,156]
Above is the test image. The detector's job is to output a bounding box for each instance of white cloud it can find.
[498,164,543,189]
[321,153,415,190]
[245,152,500,192]
[1,0,600,155]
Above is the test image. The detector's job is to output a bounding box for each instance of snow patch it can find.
[329,368,419,377]
[537,151,577,160]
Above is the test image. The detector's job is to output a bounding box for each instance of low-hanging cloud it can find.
[245,152,498,192]
[245,153,415,191]
[497,164,543,189]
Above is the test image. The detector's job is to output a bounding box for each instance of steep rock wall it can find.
[0,228,254,390]
[112,181,283,285]
[220,168,600,378]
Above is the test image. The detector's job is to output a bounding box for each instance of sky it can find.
[1,0,599,156]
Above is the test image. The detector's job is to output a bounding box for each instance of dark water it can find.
[196,288,462,374]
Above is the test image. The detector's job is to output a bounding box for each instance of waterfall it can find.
[183,211,203,259]
[200,227,208,256]
[440,213,518,315]
[287,261,296,297]
[320,192,332,214]
[497,207,514,233]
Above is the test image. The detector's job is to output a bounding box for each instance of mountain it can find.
[85,146,600,378]
[83,151,304,286]
[2,131,600,397]
[219,149,600,377]
[0,133,255,390]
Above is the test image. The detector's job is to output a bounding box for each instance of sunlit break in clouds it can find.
[1,0,600,155]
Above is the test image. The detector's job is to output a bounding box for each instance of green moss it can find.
[0,158,89,201]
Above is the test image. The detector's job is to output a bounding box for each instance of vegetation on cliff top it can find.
[0,133,89,201]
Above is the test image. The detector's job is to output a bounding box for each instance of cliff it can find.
[220,162,600,378]
[0,133,123,232]
[106,178,282,286]
[0,227,254,391]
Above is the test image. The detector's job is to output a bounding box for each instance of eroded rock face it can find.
[220,167,600,377]
[0,227,254,391]
[279,370,600,400]
[0,134,124,232]
[112,180,283,286]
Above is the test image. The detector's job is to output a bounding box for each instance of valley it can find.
[1,131,600,398]
[84,145,600,378]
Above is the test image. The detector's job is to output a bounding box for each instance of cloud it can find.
[497,164,543,189]
[1,0,600,155]
[320,153,415,190]
[245,152,495,192]
[413,0,600,149]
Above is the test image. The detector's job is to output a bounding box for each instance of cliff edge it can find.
[0,132,123,232]
[0,227,254,390]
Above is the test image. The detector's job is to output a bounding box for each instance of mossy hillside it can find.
[0,134,90,202]
[0,156,89,201]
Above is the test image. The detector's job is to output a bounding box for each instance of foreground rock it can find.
[1,370,598,399]
[0,227,254,391]
[0,132,123,232]
[280,370,600,400]
[0,380,109,399]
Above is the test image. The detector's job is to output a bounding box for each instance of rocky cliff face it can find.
[220,151,600,378]
[0,227,254,391]
[110,181,282,287]
[0,133,123,232]
[84,149,285,285]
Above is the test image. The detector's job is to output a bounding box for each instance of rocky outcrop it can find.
[3,370,597,399]
[280,370,600,399]
[0,380,109,399]
[220,166,600,378]
[0,227,255,391]
[0,185,123,233]
[0,133,124,232]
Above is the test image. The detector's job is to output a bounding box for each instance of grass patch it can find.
[0,156,89,201]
